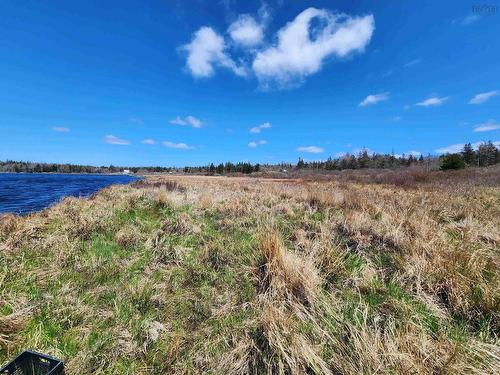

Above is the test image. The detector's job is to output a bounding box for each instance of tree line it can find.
[1,141,497,175]
[183,162,261,175]
[294,141,499,171]
[441,141,499,170]
[0,160,174,174]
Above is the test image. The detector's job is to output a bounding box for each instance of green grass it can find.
[1,182,498,374]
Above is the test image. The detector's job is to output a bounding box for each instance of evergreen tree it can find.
[216,163,224,174]
[462,143,475,165]
[358,150,370,168]
[441,154,465,170]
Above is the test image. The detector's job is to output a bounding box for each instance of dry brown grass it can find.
[0,173,499,373]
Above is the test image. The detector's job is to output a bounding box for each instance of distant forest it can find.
[1,141,498,175]
[0,161,173,174]
[184,141,499,174]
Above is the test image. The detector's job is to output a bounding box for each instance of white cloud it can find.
[461,14,480,25]
[407,150,421,157]
[141,139,155,145]
[129,117,144,125]
[473,119,500,132]
[469,90,498,104]
[404,58,421,67]
[416,96,448,107]
[297,145,324,153]
[248,140,267,147]
[104,135,130,145]
[162,141,194,150]
[182,26,246,78]
[359,92,389,107]
[435,140,500,154]
[228,15,264,46]
[435,144,463,154]
[169,115,204,128]
[252,8,375,88]
[249,122,272,133]
[51,126,70,133]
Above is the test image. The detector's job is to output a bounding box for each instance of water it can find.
[0,173,139,215]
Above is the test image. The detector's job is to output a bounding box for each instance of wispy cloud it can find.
[461,14,480,25]
[169,115,204,128]
[359,92,389,107]
[416,96,448,107]
[473,119,500,132]
[469,90,498,104]
[404,58,422,67]
[297,145,324,153]
[129,117,144,125]
[162,141,194,149]
[51,126,70,133]
[249,122,272,133]
[248,140,267,148]
[452,14,481,26]
[104,135,130,145]
[141,139,156,145]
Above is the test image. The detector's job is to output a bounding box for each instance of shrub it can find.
[440,154,465,170]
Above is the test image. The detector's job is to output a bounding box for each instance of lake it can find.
[0,173,139,215]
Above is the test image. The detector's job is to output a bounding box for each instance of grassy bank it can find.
[1,173,499,374]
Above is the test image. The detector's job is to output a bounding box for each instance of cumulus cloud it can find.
[169,115,204,128]
[228,15,264,46]
[416,96,448,107]
[473,119,500,132]
[297,145,324,153]
[182,26,246,78]
[249,122,272,133]
[469,90,498,104]
[104,135,130,145]
[162,141,194,150]
[359,92,389,107]
[248,140,267,147]
[180,8,374,88]
[252,8,375,88]
[141,139,155,145]
[435,140,500,154]
[51,126,70,133]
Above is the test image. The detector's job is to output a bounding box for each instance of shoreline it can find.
[0,174,142,216]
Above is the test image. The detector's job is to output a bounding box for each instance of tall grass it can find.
[0,174,499,373]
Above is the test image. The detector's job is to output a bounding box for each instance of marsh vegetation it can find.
[1,170,499,374]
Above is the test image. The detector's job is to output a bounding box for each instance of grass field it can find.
[1,171,499,374]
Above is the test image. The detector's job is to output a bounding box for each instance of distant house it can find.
[123,169,131,174]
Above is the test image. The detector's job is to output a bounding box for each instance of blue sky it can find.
[0,0,499,167]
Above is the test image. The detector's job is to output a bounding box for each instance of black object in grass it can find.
[0,350,64,375]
